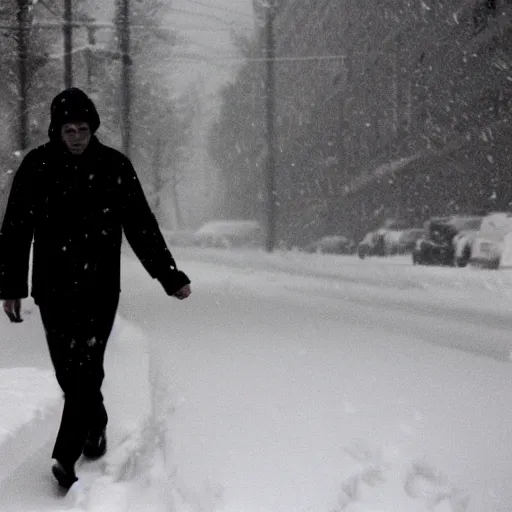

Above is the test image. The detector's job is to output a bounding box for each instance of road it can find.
[120,253,512,512]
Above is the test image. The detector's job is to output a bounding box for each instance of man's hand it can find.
[173,284,191,300]
[3,299,23,323]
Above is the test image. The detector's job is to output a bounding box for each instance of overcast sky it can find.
[164,0,256,94]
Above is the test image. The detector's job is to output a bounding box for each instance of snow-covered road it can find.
[0,249,510,511]
[120,251,512,512]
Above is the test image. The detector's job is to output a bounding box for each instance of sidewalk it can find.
[0,299,167,511]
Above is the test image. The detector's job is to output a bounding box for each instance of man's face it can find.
[60,122,91,155]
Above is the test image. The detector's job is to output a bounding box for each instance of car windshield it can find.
[429,222,455,240]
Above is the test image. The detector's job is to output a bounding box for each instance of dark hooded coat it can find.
[0,89,189,304]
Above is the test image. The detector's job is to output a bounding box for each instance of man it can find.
[0,88,191,489]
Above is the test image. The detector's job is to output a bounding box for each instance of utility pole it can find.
[118,0,132,158]
[83,15,96,91]
[63,0,73,88]
[16,0,29,151]
[264,2,277,252]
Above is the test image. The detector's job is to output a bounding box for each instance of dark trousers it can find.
[39,294,119,467]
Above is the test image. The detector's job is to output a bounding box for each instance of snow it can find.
[124,248,512,511]
[1,248,512,511]
[0,305,170,512]
[0,368,60,483]
[171,246,512,321]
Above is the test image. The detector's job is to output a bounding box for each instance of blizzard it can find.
[0,248,511,512]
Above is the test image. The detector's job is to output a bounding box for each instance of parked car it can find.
[192,220,264,248]
[452,218,483,267]
[304,235,355,255]
[358,230,386,259]
[471,212,512,269]
[396,228,427,255]
[412,215,482,266]
[382,229,405,255]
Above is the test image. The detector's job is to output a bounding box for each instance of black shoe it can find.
[52,461,78,489]
[83,428,107,460]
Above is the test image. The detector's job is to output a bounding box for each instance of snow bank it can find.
[0,367,61,483]
[0,312,174,512]
[173,246,512,297]
[62,315,175,512]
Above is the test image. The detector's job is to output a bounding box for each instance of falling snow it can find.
[0,0,511,510]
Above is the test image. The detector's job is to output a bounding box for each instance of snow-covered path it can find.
[0,306,153,512]
[121,252,512,512]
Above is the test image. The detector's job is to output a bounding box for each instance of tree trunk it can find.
[169,175,183,230]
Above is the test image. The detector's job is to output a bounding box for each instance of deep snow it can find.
[0,248,511,511]
[0,303,168,512]
[123,248,512,512]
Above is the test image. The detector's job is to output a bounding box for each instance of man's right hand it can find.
[3,299,23,323]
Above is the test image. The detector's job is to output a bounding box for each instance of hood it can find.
[48,88,100,141]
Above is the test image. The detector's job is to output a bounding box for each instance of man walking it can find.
[0,88,191,489]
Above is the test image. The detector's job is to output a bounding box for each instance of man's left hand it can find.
[173,284,191,300]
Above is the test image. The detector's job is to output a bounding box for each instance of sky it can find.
[156,0,259,229]
[74,0,255,94]
[164,0,256,93]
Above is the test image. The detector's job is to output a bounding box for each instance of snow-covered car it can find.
[304,235,355,255]
[471,212,512,269]
[382,230,404,255]
[357,230,386,259]
[396,228,427,255]
[192,220,264,249]
[412,215,482,266]
[452,219,482,267]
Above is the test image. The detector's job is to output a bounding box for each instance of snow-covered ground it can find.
[0,301,168,511]
[173,246,512,298]
[124,248,512,512]
[1,248,511,511]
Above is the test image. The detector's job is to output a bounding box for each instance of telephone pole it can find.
[118,0,132,158]
[16,0,29,151]
[63,0,73,88]
[264,3,277,252]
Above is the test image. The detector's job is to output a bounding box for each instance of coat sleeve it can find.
[120,157,190,295]
[0,153,37,299]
